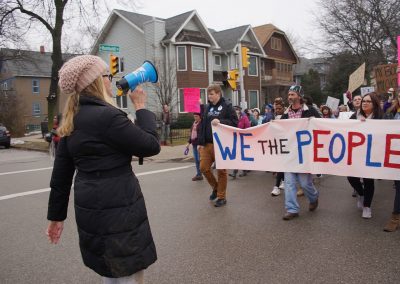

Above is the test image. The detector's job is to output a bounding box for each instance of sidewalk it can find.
[11,134,193,162]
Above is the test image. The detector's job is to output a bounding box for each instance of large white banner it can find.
[212,118,400,180]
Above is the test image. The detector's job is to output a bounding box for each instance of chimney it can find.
[40,46,45,54]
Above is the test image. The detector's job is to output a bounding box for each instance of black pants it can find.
[347,177,375,207]
[393,181,400,214]
[275,172,284,187]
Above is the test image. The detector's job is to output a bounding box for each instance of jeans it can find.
[393,181,400,214]
[284,172,319,213]
[200,143,227,200]
[192,144,201,176]
[347,177,374,207]
[160,124,170,143]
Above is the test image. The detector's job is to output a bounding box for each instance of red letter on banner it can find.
[384,134,400,169]
[347,132,366,165]
[313,130,330,162]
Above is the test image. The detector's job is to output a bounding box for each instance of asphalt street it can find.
[0,148,400,284]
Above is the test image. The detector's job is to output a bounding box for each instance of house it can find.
[0,47,74,133]
[293,57,330,89]
[91,9,220,117]
[211,25,265,109]
[253,24,299,102]
[91,9,266,117]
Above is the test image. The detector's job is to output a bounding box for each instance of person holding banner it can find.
[347,92,383,219]
[281,85,320,220]
[271,101,286,196]
[198,84,238,207]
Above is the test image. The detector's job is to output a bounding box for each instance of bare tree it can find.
[150,59,178,116]
[0,88,26,136]
[316,0,400,70]
[0,0,139,127]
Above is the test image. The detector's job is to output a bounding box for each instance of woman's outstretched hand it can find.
[46,221,64,244]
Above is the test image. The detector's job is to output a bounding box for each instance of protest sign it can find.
[398,35,400,86]
[373,63,398,94]
[338,112,354,120]
[360,87,375,97]
[212,119,400,180]
[348,63,365,93]
[326,96,340,111]
[183,88,200,112]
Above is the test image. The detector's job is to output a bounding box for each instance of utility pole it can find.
[238,42,246,109]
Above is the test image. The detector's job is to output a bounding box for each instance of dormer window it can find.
[271,37,282,51]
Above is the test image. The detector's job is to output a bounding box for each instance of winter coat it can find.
[47,95,160,278]
[281,104,321,119]
[237,113,250,129]
[188,121,201,146]
[198,97,238,145]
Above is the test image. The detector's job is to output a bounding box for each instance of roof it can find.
[253,24,283,47]
[294,57,330,76]
[164,10,194,40]
[211,25,250,51]
[114,10,161,30]
[0,48,76,77]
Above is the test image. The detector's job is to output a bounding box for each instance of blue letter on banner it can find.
[213,132,237,160]
[296,130,312,164]
[240,133,254,161]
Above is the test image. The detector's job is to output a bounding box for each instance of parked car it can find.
[0,124,11,148]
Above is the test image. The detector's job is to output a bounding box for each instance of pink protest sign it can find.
[183,88,200,112]
[398,36,400,86]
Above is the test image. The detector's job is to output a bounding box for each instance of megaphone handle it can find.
[139,157,143,165]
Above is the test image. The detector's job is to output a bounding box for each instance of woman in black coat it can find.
[46,55,160,283]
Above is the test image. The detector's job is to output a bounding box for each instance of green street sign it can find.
[99,44,120,53]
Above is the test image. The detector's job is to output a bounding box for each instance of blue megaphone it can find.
[116,61,158,96]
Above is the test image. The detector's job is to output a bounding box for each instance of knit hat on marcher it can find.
[58,55,107,94]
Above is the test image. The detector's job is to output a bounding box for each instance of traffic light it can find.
[241,47,250,68]
[109,54,119,76]
[227,69,239,90]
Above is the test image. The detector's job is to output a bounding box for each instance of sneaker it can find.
[278,181,285,190]
[357,196,364,210]
[316,174,323,178]
[214,199,227,207]
[283,212,299,220]
[309,199,319,212]
[352,189,357,197]
[228,173,237,179]
[362,207,372,219]
[209,190,217,201]
[271,186,281,196]
[239,171,247,177]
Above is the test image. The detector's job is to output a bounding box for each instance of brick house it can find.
[253,24,299,103]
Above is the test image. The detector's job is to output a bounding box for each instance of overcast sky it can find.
[25,0,322,58]
[136,0,322,57]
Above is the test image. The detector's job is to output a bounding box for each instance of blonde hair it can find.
[58,76,116,137]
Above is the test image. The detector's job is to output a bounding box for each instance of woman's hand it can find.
[128,86,147,110]
[46,221,64,244]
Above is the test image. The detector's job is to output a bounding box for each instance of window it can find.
[248,56,258,76]
[260,60,265,76]
[192,47,206,72]
[271,37,282,51]
[177,46,187,71]
[2,82,8,90]
[248,90,259,109]
[178,88,206,113]
[32,102,41,115]
[32,79,39,93]
[116,95,127,109]
[214,55,221,66]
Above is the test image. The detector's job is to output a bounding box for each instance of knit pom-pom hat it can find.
[58,55,107,94]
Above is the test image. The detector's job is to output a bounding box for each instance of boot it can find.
[383,213,400,232]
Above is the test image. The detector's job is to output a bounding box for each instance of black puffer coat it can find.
[47,95,160,278]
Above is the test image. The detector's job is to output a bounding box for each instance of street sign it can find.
[99,44,120,53]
